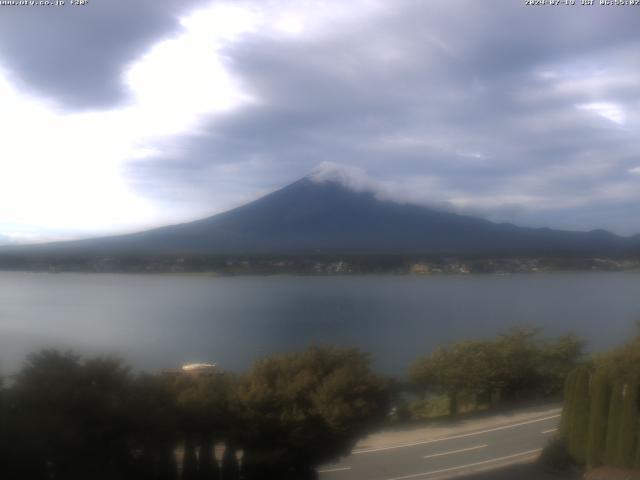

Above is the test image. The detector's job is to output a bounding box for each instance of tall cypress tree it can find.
[568,367,591,464]
[634,424,640,468]
[560,369,578,438]
[587,370,611,467]
[616,379,639,468]
[605,381,624,466]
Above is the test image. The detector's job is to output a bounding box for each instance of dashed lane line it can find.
[317,467,352,473]
[423,444,488,459]
[382,448,543,480]
[353,414,560,455]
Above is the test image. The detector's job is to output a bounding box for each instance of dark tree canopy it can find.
[238,346,390,475]
[0,347,389,480]
[409,328,584,415]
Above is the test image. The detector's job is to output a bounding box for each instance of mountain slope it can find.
[5,176,639,256]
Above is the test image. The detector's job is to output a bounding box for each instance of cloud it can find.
[0,1,261,239]
[0,0,211,109]
[309,162,376,193]
[578,102,626,125]
[125,1,640,232]
[1,0,640,239]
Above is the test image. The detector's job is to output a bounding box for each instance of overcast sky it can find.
[0,0,639,243]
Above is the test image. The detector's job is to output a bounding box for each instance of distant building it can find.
[410,263,430,274]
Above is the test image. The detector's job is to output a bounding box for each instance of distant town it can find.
[0,254,639,275]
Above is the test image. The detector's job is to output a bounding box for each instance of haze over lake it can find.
[1,271,639,375]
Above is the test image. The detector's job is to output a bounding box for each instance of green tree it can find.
[634,425,640,469]
[220,443,240,480]
[492,327,543,402]
[560,369,577,438]
[616,380,638,468]
[168,372,240,480]
[538,335,584,396]
[127,374,179,480]
[238,346,389,478]
[587,369,611,467]
[596,335,640,383]
[409,340,497,415]
[410,329,584,416]
[182,436,198,480]
[568,367,590,464]
[10,350,140,479]
[198,436,217,480]
[605,381,625,466]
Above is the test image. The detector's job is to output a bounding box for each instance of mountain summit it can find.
[6,172,639,256]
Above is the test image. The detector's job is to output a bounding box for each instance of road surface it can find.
[319,406,561,480]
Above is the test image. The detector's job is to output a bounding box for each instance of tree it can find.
[560,369,577,438]
[163,372,239,480]
[238,346,389,478]
[220,443,240,480]
[410,329,584,415]
[604,381,624,466]
[127,374,179,480]
[409,340,498,415]
[596,335,640,384]
[9,350,140,479]
[616,379,638,468]
[586,369,611,467]
[198,436,217,480]
[492,327,543,402]
[568,367,590,464]
[538,335,584,396]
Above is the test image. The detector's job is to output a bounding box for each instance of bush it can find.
[539,436,576,473]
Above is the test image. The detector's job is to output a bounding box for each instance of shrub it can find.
[539,436,576,472]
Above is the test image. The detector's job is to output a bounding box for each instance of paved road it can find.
[318,410,560,480]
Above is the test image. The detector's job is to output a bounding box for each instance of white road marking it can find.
[423,444,487,459]
[542,428,557,434]
[383,448,543,480]
[317,467,352,473]
[353,414,560,454]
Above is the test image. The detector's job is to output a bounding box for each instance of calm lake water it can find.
[1,271,639,375]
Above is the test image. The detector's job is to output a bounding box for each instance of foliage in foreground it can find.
[561,334,640,469]
[539,436,576,473]
[0,347,389,480]
[408,328,584,415]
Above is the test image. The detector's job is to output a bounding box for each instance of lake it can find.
[1,271,639,375]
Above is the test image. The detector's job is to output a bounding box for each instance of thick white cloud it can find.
[1,0,640,240]
[0,2,255,240]
[578,102,626,125]
[0,0,389,241]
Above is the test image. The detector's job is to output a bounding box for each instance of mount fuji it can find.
[4,164,639,257]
